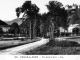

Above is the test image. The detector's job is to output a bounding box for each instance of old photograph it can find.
[0,0,80,58]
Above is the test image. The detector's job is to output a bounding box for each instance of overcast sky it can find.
[0,0,80,21]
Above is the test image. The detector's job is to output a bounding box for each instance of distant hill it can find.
[0,20,8,25]
[5,18,23,25]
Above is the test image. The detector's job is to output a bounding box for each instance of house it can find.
[0,25,11,33]
[0,23,20,34]
[68,24,80,33]
[59,27,68,33]
[67,24,80,36]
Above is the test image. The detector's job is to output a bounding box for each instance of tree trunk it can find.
[33,19,36,39]
[50,21,54,40]
[40,21,43,37]
[30,20,33,39]
[50,26,54,40]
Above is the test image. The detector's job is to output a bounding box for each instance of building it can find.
[59,27,68,33]
[0,25,10,33]
[68,24,79,33]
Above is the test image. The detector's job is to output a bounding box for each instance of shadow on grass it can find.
[47,39,80,47]
[23,39,80,55]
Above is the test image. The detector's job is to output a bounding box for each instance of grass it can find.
[22,39,80,55]
[0,38,40,50]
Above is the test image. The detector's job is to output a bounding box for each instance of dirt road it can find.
[0,38,49,55]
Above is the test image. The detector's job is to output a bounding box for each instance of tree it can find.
[0,19,8,25]
[16,7,21,17]
[9,22,20,34]
[40,13,47,37]
[66,4,80,25]
[46,1,68,28]
[0,28,3,34]
[15,1,40,39]
[40,13,52,37]
[72,27,79,35]
[46,1,68,39]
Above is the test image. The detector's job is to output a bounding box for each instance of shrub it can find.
[47,39,80,47]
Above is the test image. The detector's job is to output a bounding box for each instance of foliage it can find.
[46,1,68,29]
[0,20,8,25]
[15,0,73,38]
[16,1,40,39]
[66,4,80,25]
[47,39,80,47]
[9,22,20,34]
[46,1,63,15]
[16,7,21,17]
[0,28,3,34]
[16,1,39,18]
[23,39,80,55]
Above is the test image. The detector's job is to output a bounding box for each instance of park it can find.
[0,0,80,55]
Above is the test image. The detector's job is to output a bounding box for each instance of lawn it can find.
[22,39,80,55]
[0,37,40,50]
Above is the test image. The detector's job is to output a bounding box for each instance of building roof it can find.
[68,24,79,32]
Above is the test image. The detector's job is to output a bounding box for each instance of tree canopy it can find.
[16,1,39,18]
[46,1,68,29]
[15,0,72,38]
[9,22,20,34]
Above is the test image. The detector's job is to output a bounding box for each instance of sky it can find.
[0,0,80,21]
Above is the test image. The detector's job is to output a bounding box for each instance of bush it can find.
[47,39,80,47]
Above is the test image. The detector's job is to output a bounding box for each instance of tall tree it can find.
[15,1,39,39]
[40,13,51,37]
[46,1,68,39]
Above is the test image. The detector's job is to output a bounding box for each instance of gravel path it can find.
[0,38,49,55]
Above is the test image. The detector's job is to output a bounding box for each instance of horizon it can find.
[0,0,80,21]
